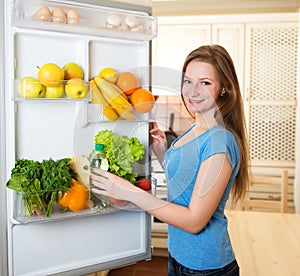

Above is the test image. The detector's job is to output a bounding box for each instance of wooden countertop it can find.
[226,210,300,276]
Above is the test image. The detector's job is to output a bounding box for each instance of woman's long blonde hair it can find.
[181,44,249,203]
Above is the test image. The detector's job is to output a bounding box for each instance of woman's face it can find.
[182,60,222,114]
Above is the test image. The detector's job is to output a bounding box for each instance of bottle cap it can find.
[95,144,104,151]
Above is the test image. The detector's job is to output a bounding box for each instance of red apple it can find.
[135,177,151,191]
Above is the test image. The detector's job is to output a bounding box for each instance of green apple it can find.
[38,63,64,86]
[65,78,89,99]
[18,76,45,98]
[63,62,84,80]
[45,84,65,98]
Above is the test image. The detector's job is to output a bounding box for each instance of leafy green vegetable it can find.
[6,158,76,217]
[93,130,145,182]
[7,159,46,216]
[40,158,76,217]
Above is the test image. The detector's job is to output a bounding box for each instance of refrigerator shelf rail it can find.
[12,0,157,41]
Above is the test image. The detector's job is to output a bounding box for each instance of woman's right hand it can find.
[150,122,167,164]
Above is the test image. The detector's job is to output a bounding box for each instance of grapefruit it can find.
[116,72,139,95]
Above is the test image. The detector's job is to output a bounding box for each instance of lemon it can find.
[99,67,118,83]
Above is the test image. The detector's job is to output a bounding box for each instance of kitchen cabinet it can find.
[152,23,211,73]
[244,22,298,170]
[211,23,245,97]
[152,12,298,213]
[244,21,298,212]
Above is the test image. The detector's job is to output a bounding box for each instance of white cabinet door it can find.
[153,24,211,72]
[212,23,245,98]
[152,23,211,96]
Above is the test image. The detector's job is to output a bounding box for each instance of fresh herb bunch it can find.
[7,158,76,217]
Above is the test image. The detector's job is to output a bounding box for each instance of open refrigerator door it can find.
[3,0,158,275]
[0,0,9,276]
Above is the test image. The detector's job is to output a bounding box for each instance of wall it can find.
[152,0,299,16]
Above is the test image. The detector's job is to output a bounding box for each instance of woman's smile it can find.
[182,60,221,114]
[189,98,204,106]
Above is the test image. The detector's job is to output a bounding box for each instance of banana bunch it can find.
[91,76,135,120]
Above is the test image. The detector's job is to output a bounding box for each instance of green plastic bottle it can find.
[90,144,109,171]
[90,143,109,208]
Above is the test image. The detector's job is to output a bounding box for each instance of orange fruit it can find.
[130,88,155,113]
[116,72,139,95]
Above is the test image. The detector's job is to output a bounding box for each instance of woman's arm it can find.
[90,153,232,234]
[150,122,167,166]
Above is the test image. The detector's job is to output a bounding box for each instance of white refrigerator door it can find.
[0,0,9,275]
[4,0,156,275]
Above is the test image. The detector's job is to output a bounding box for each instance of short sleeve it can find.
[200,128,239,170]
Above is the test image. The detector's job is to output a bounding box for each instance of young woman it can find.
[90,44,249,276]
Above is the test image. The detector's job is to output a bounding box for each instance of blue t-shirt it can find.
[163,124,240,270]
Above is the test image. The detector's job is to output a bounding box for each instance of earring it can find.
[221,88,226,97]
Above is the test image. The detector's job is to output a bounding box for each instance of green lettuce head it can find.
[94,130,145,182]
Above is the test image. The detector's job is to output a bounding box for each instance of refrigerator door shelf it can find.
[11,189,122,224]
[14,78,91,102]
[13,0,157,41]
[86,102,159,124]
[10,177,156,224]
[12,100,159,128]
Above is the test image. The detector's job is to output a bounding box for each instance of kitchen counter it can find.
[151,210,300,275]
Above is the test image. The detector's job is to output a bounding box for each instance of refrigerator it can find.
[0,0,157,275]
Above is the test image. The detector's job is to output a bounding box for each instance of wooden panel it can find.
[240,170,292,213]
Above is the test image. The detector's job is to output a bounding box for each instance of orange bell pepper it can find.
[57,178,88,211]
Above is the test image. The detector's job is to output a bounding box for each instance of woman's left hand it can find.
[90,168,140,203]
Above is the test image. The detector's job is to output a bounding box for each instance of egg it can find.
[144,27,153,35]
[33,6,51,21]
[52,8,66,23]
[67,9,80,25]
[106,14,121,27]
[130,25,144,33]
[98,21,106,29]
[125,15,138,28]
[118,22,129,31]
